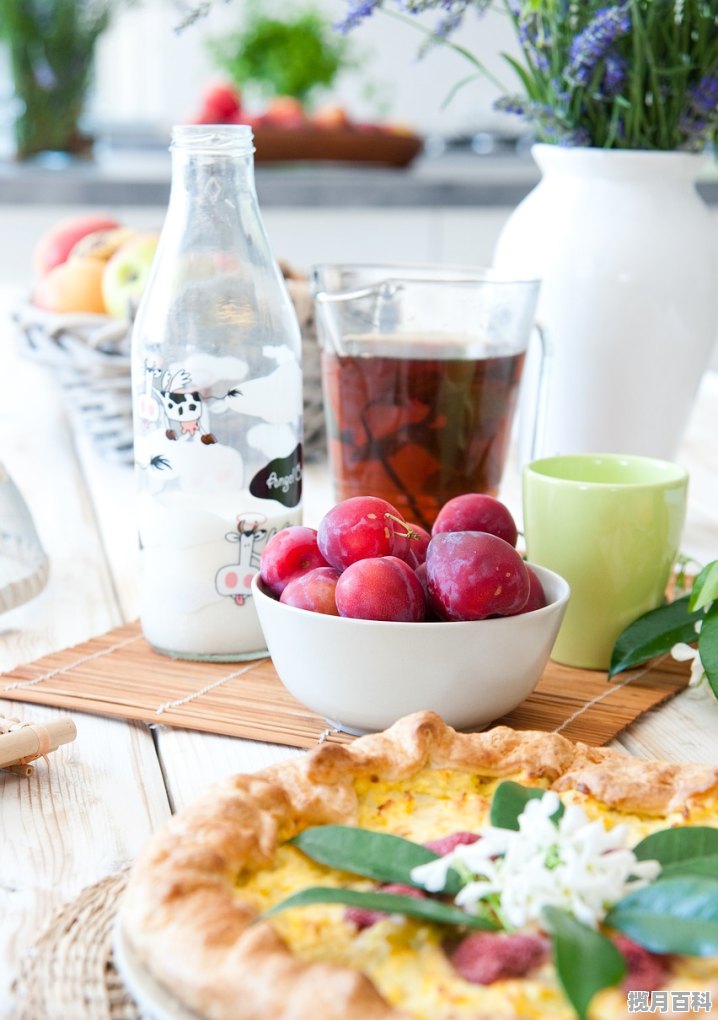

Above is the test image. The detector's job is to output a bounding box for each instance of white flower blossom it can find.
[410,790,661,930]
[671,620,706,688]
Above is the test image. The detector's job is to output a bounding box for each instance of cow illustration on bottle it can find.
[135,364,240,443]
[216,514,269,606]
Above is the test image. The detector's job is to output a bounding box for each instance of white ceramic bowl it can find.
[252,564,570,734]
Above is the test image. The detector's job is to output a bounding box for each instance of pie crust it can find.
[118,712,718,1020]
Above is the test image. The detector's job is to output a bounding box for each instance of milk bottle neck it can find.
[168,124,257,209]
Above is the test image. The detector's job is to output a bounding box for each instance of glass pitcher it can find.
[312,264,543,530]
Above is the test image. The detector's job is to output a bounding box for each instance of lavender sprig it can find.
[679,73,718,151]
[567,5,631,87]
[336,0,718,150]
[335,0,383,33]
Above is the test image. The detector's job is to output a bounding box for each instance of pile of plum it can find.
[259,494,547,623]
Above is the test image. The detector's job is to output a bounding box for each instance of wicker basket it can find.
[13,270,324,465]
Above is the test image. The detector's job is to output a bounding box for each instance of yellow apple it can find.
[311,104,352,130]
[33,257,107,314]
[260,96,307,129]
[69,226,138,263]
[102,233,159,320]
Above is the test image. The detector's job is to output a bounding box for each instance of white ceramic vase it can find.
[493,144,718,464]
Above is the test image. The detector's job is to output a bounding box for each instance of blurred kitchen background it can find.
[0,0,521,148]
[1,0,717,287]
[0,0,547,286]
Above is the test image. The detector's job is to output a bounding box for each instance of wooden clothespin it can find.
[0,714,77,776]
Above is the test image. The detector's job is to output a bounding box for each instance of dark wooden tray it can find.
[253,126,423,166]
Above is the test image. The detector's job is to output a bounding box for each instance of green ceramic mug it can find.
[523,454,689,670]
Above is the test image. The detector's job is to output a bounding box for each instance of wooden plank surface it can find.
[1,280,717,1020]
[0,700,170,1013]
[0,327,171,1015]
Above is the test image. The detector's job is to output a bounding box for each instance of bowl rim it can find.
[252,561,570,629]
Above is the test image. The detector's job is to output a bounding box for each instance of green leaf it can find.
[606,876,718,954]
[290,826,463,895]
[489,781,564,830]
[658,854,718,880]
[543,906,626,1020]
[688,560,718,612]
[608,595,704,677]
[501,52,540,97]
[698,603,718,700]
[633,826,718,865]
[264,886,498,930]
[441,72,481,110]
[607,912,718,956]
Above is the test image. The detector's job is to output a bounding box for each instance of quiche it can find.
[118,712,718,1020]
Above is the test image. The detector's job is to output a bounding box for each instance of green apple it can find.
[102,232,159,320]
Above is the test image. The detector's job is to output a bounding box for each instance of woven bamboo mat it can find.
[0,619,690,748]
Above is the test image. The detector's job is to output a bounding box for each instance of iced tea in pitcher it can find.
[321,337,525,529]
[313,265,541,530]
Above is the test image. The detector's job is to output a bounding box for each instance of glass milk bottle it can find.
[130,125,303,660]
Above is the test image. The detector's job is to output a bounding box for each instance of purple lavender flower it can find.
[432,0,474,38]
[398,0,474,11]
[494,94,529,117]
[601,53,627,97]
[399,0,490,39]
[568,5,631,86]
[515,11,552,75]
[335,0,383,33]
[494,95,590,147]
[679,73,718,150]
[687,74,718,116]
[338,0,488,37]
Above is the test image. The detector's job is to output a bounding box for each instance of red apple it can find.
[102,233,159,320]
[192,82,243,124]
[33,257,107,314]
[33,214,121,277]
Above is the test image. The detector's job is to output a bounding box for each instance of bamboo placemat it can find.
[0,619,690,748]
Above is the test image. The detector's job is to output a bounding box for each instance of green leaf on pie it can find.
[489,781,563,830]
[291,825,462,894]
[658,854,718,880]
[688,560,718,613]
[263,886,498,930]
[633,825,718,866]
[606,876,718,954]
[543,906,626,1020]
[608,595,704,677]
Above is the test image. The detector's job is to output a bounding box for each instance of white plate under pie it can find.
[112,922,204,1020]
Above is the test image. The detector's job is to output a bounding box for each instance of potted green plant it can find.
[208,0,355,108]
[0,0,116,160]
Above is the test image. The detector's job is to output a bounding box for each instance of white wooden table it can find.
[1,282,717,1016]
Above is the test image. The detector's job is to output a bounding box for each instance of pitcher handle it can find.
[527,322,551,464]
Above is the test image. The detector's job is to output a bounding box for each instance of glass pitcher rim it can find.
[311,262,542,295]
